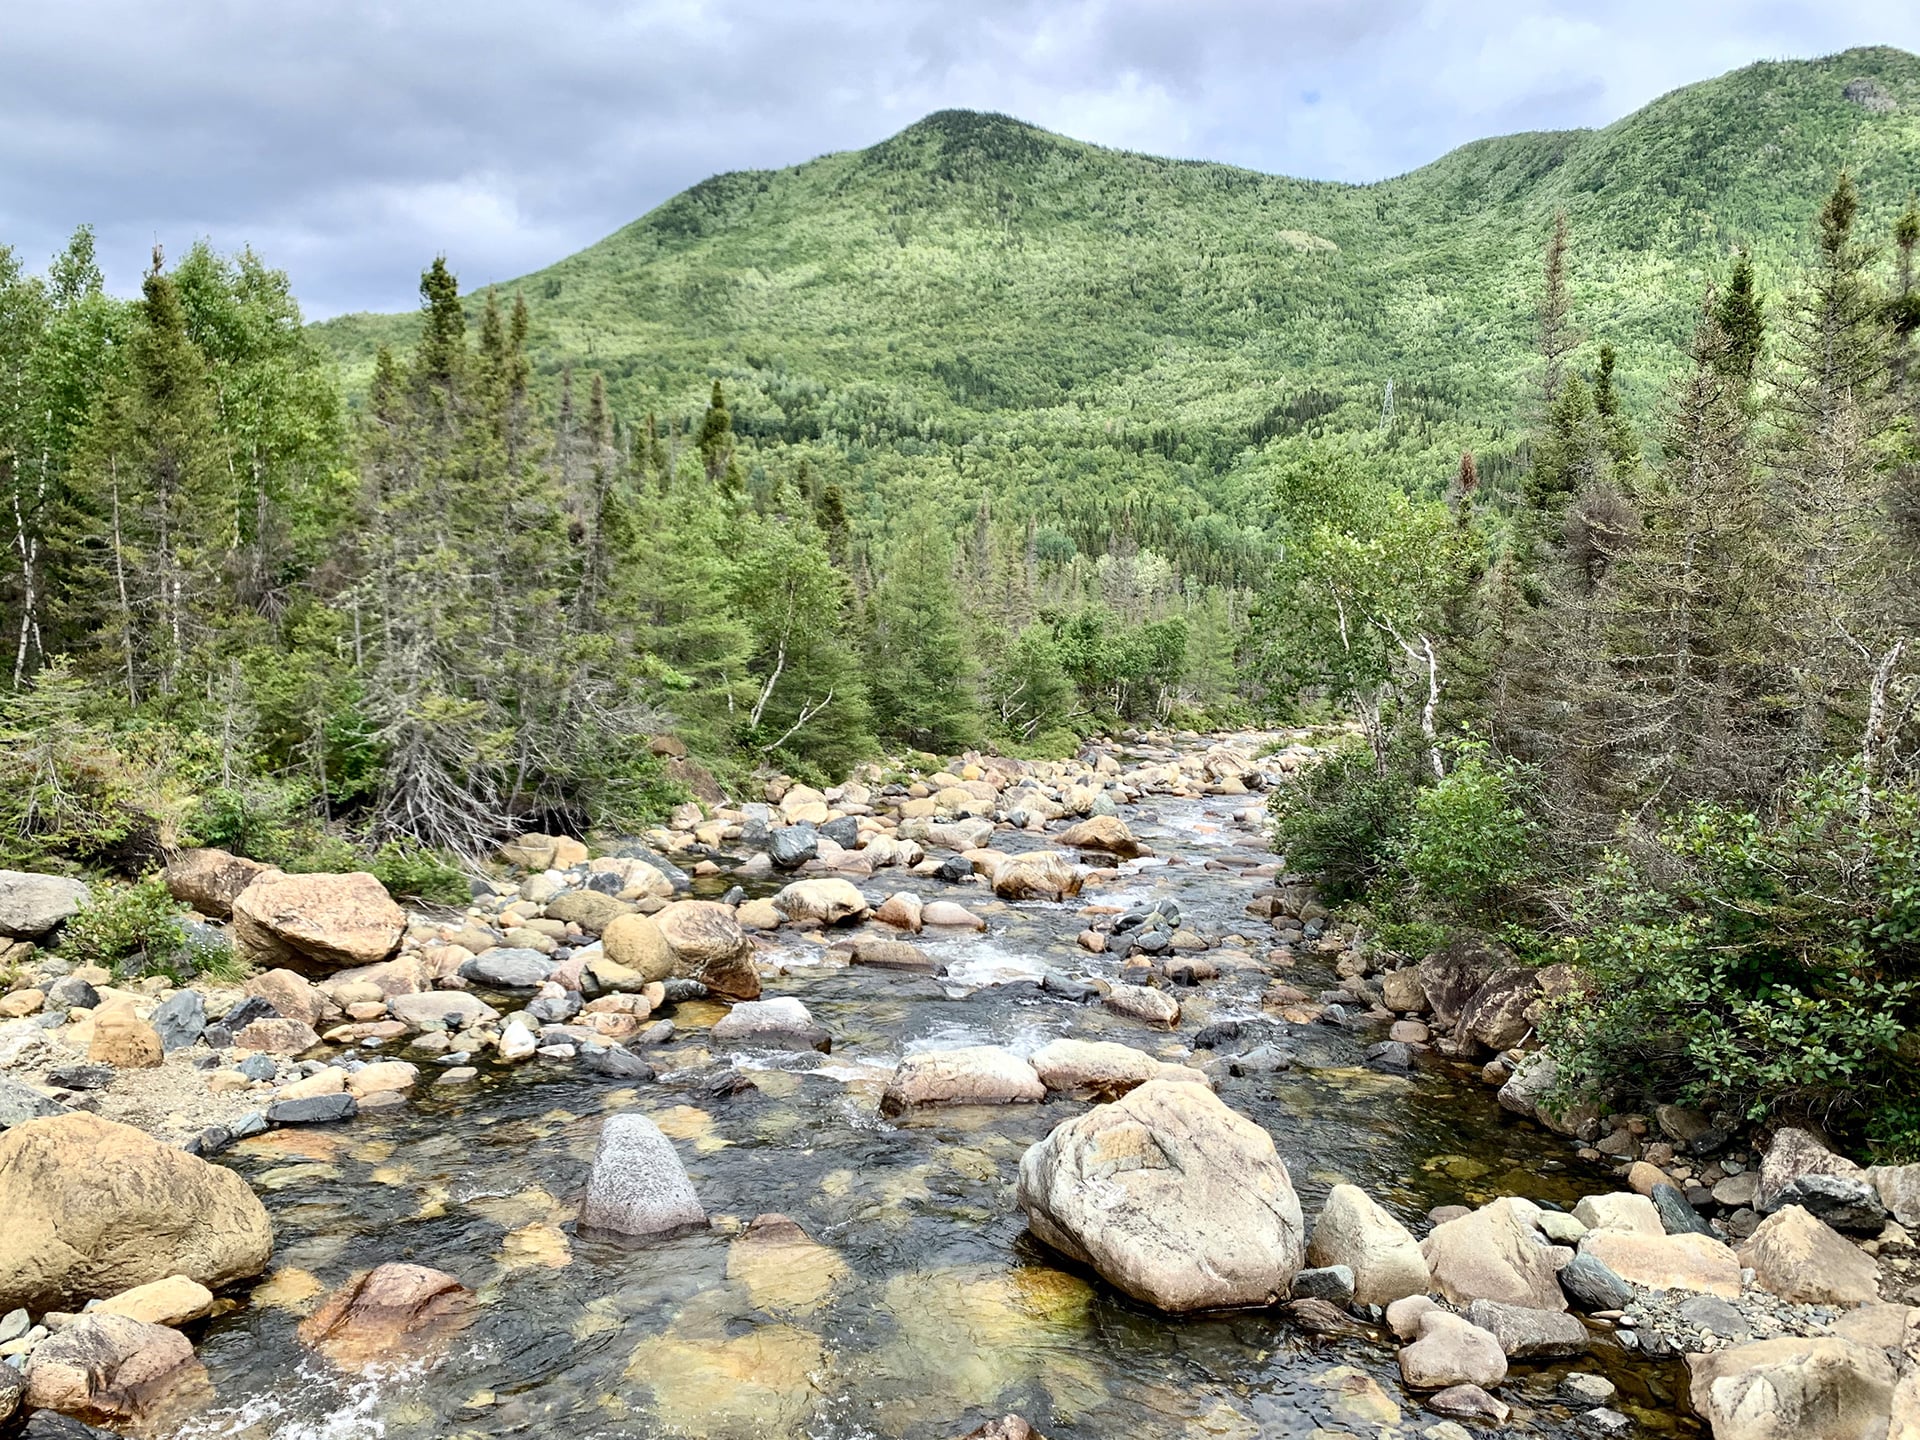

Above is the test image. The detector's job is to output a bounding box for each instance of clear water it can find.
[158,757,1699,1439]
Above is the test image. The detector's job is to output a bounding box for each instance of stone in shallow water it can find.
[711,997,830,1053]
[578,1113,706,1237]
[881,1047,1044,1115]
[1291,1265,1355,1305]
[625,1302,825,1438]
[725,1214,850,1319]
[296,1262,476,1372]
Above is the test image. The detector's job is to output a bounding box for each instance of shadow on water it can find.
[157,763,1700,1439]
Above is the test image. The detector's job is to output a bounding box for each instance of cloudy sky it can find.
[5,0,1918,319]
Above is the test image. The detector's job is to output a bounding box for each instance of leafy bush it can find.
[1541,766,1920,1136]
[59,876,189,977]
[283,835,470,905]
[1267,740,1418,904]
[189,777,318,864]
[1394,747,1539,916]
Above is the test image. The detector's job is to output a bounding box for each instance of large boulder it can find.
[600,912,675,982]
[1688,1336,1895,1440]
[1578,1230,1739,1297]
[1756,1128,1863,1213]
[1306,1183,1430,1306]
[389,991,499,1030]
[0,1077,68,1129]
[231,872,405,974]
[1056,816,1148,858]
[1421,1198,1566,1311]
[87,1008,163,1069]
[162,848,274,920]
[990,852,1083,902]
[1464,1298,1589,1359]
[1397,1309,1508,1390]
[542,890,631,935]
[1456,968,1542,1050]
[578,1113,707,1237]
[711,998,830,1053]
[771,879,868,926]
[1028,1039,1199,1098]
[1415,937,1510,1030]
[0,872,89,939]
[654,901,760,1000]
[297,1263,476,1372]
[1739,1206,1881,1307]
[0,1112,272,1312]
[881,1047,1044,1114]
[24,1312,201,1423]
[1016,1079,1304,1313]
[244,968,327,1028]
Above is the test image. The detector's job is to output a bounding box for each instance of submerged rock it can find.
[1016,1078,1304,1312]
[711,997,831,1053]
[881,1047,1044,1114]
[297,1262,476,1371]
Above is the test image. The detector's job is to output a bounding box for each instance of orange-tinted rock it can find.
[297,1262,475,1371]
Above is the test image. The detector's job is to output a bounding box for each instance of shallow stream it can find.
[162,744,1698,1440]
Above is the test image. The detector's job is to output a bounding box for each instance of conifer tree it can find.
[865,522,979,751]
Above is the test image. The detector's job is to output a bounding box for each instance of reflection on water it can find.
[159,780,1696,1439]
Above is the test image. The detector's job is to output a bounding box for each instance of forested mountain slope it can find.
[315,46,1920,567]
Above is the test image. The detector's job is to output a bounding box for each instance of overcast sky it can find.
[4,1,1918,319]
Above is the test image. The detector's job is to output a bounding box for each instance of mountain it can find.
[313,48,1920,577]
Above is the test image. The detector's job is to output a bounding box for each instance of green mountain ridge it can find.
[314,46,1920,572]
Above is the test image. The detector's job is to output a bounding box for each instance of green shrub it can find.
[1541,766,1920,1135]
[1394,747,1539,917]
[367,840,471,906]
[60,876,190,978]
[189,777,318,864]
[1266,740,1418,904]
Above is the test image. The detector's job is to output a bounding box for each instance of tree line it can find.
[1264,175,1920,1154]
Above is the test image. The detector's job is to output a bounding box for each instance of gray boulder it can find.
[768,825,818,870]
[0,1078,66,1129]
[149,990,207,1052]
[458,948,555,990]
[710,997,830,1053]
[1559,1252,1635,1312]
[1771,1173,1887,1234]
[578,1113,706,1236]
[0,872,89,938]
[1466,1298,1589,1358]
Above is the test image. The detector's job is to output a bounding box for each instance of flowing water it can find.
[158,742,1699,1440]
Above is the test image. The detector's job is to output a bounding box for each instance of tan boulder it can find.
[1016,1079,1304,1312]
[163,847,277,919]
[24,1311,204,1423]
[246,968,328,1027]
[1579,1229,1740,1297]
[322,955,429,1000]
[1740,1205,1880,1307]
[1056,815,1149,858]
[600,912,675,982]
[346,1061,419,1099]
[231,872,405,974]
[874,892,923,932]
[88,1007,164,1068]
[0,1112,271,1312]
[543,890,631,935]
[1398,1309,1508,1390]
[655,901,760,1000]
[991,851,1083,901]
[922,901,986,931]
[235,1016,323,1055]
[1029,1038,1193,1096]
[1688,1336,1895,1440]
[737,897,784,930]
[95,1275,215,1326]
[880,1046,1044,1114]
[297,1262,476,1372]
[772,879,869,926]
[1308,1183,1431,1306]
[1421,1198,1567,1311]
[1103,983,1180,1027]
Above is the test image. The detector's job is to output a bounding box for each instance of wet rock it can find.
[1028,1038,1200,1097]
[1687,1335,1894,1440]
[163,848,273,920]
[1102,983,1179,1027]
[1739,1205,1880,1306]
[543,891,631,935]
[1579,1229,1739,1296]
[957,1416,1047,1440]
[298,1263,477,1372]
[1465,1298,1588,1358]
[711,997,830,1053]
[1422,1198,1567,1311]
[1055,816,1147,858]
[1307,1183,1431,1306]
[874,892,923,931]
[1284,1296,1374,1338]
[94,1276,214,1327]
[1397,1309,1507,1390]
[772,879,868,926]
[24,1312,201,1423]
[458,947,555,990]
[1426,1385,1510,1425]
[231,871,405,974]
[267,1093,357,1125]
[600,913,675,981]
[0,872,90,938]
[1291,1264,1355,1305]
[850,939,944,974]
[578,1113,706,1236]
[1559,1254,1636,1314]
[1381,967,1427,1014]
[1365,1040,1414,1071]
[1039,970,1098,1002]
[1016,1079,1305,1312]
[0,1112,271,1312]
[882,1047,1044,1114]
[654,901,760,1001]
[990,852,1082,901]
[768,825,818,869]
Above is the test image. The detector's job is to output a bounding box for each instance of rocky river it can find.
[7,731,1910,1440]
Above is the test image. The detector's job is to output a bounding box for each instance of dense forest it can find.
[2,50,1918,1147]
